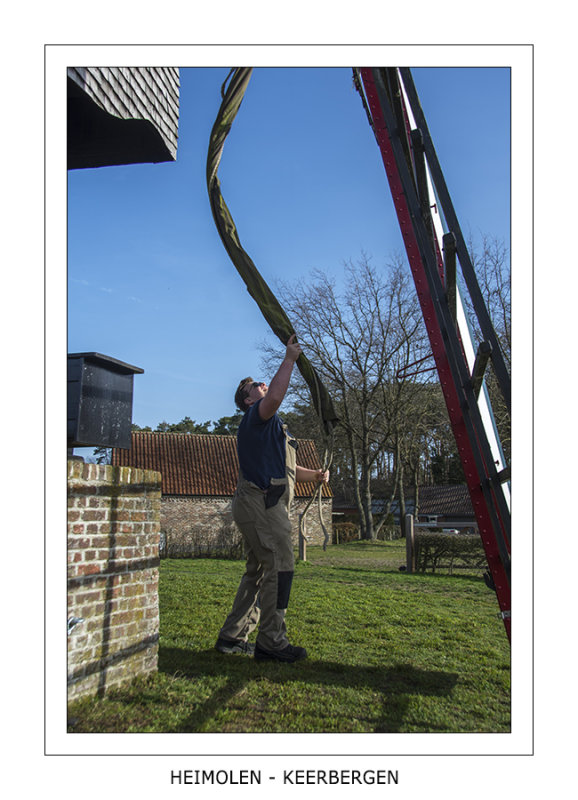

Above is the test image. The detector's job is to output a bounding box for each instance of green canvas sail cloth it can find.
[206,67,339,435]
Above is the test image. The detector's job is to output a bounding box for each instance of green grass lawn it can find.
[67,541,510,733]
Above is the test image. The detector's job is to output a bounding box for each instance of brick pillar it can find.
[67,460,162,701]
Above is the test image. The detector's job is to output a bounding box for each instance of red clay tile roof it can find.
[111,432,332,499]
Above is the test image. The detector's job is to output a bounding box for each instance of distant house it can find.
[414,484,477,532]
[111,431,333,555]
[334,484,477,533]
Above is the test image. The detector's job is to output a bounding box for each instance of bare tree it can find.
[466,234,511,462]
[266,254,429,539]
[467,234,511,364]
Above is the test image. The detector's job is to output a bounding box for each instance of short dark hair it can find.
[234,377,254,412]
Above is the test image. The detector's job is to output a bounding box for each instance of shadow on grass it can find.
[313,564,486,582]
[158,646,458,733]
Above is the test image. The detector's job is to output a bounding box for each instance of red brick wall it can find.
[67,460,162,701]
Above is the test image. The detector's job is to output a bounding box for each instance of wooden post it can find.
[298,515,307,562]
[443,232,457,324]
[405,514,415,573]
[471,340,493,398]
[411,128,437,258]
[299,530,307,562]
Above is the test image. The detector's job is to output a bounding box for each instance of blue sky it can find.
[68,66,510,437]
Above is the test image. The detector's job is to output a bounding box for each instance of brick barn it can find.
[111,431,332,556]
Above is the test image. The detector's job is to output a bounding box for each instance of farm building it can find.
[334,483,477,534]
[111,431,333,556]
[415,484,477,532]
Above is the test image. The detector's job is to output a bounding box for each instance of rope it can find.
[206,67,339,436]
[206,67,339,549]
[298,371,335,551]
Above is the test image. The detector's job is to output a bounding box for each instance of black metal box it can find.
[67,353,144,449]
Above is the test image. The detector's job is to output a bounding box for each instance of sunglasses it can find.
[244,381,264,395]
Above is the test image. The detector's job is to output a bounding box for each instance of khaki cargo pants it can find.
[219,429,297,652]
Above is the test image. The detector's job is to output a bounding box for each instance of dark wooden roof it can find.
[111,432,332,499]
[417,484,474,516]
[334,483,474,518]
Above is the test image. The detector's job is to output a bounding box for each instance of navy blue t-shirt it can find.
[237,399,286,490]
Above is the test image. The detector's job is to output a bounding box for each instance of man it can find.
[215,335,329,662]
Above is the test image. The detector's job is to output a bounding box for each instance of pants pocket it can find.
[265,484,286,509]
[232,486,264,526]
